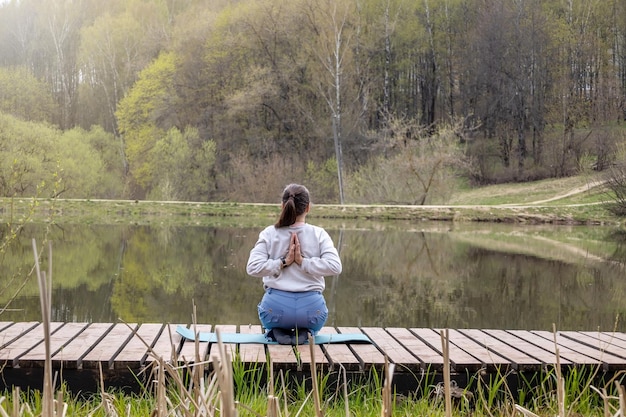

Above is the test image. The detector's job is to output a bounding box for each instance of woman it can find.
[246,184,342,344]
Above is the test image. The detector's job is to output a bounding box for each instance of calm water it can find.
[1,220,625,332]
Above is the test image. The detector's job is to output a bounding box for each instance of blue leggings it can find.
[258,288,328,334]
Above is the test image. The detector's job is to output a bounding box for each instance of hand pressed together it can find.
[284,233,303,266]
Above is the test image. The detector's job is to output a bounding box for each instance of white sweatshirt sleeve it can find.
[246,226,283,278]
[300,227,342,276]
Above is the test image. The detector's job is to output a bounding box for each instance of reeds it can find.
[30,239,68,417]
[2,343,626,416]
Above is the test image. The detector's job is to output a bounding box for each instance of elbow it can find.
[246,262,260,276]
[330,261,342,275]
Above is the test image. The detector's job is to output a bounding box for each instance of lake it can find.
[1,219,625,332]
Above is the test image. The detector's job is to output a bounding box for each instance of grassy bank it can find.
[0,174,623,227]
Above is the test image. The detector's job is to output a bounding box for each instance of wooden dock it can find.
[2,321,626,394]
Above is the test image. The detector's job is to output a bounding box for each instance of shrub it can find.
[604,162,626,216]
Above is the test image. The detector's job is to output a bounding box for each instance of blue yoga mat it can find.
[176,325,371,345]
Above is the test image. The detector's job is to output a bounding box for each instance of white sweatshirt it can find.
[246,223,342,292]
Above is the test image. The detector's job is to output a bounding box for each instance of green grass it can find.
[449,173,606,205]
[2,362,625,416]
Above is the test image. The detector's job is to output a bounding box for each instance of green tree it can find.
[78,0,171,195]
[201,0,317,157]
[78,10,141,133]
[149,127,216,201]
[116,51,178,198]
[185,0,342,200]
[0,114,111,198]
[78,0,170,133]
[0,114,58,197]
[0,67,57,123]
[60,127,125,198]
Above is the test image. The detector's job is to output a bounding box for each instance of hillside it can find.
[448,174,607,206]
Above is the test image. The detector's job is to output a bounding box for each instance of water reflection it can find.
[0,221,624,331]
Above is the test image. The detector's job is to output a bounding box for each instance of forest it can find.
[0,0,624,204]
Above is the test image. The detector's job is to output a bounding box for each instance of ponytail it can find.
[275,184,310,228]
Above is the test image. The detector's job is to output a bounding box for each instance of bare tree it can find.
[306,0,357,204]
[419,0,438,132]
[460,0,550,179]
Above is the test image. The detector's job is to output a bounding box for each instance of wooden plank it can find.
[360,327,421,372]
[597,331,626,344]
[178,324,213,364]
[114,323,164,369]
[561,331,626,360]
[0,322,64,367]
[145,324,180,364]
[596,332,626,349]
[576,331,626,355]
[386,328,443,370]
[532,330,625,366]
[537,331,626,368]
[441,329,512,371]
[336,326,385,371]
[265,337,297,369]
[0,322,14,333]
[81,323,137,369]
[237,324,266,364]
[17,323,90,367]
[459,329,542,370]
[0,322,40,350]
[482,329,569,365]
[317,327,361,371]
[209,325,238,363]
[508,330,602,366]
[410,328,482,371]
[293,331,329,371]
[53,323,114,369]
[261,328,301,369]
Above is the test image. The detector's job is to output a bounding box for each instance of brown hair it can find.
[275,184,310,228]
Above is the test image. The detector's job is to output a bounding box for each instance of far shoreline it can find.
[1,197,623,228]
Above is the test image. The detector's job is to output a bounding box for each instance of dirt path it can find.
[504,179,606,206]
